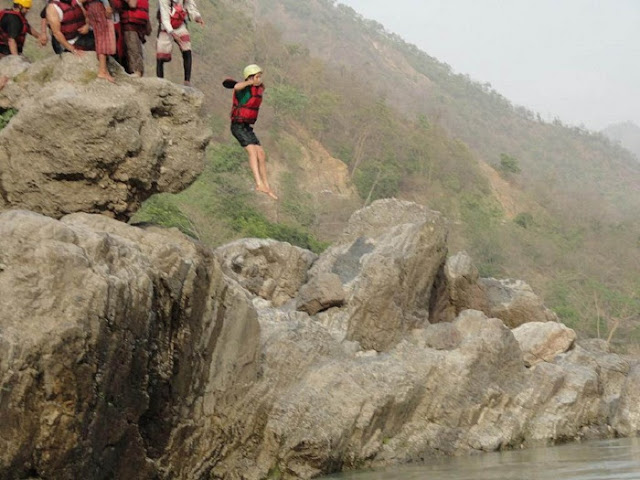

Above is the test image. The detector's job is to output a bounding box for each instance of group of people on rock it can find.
[0,0,202,84]
[0,0,277,199]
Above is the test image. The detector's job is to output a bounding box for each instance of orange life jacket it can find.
[230,85,264,124]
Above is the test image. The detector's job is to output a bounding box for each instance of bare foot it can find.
[256,185,278,199]
[97,73,116,84]
[266,188,278,200]
[184,80,191,86]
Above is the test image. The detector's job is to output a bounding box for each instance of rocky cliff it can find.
[0,56,639,480]
[0,55,210,221]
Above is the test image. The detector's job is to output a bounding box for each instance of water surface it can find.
[321,437,640,479]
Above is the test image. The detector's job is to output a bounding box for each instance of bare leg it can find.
[246,145,265,191]
[256,146,277,199]
[97,54,115,83]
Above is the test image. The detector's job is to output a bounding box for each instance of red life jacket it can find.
[156,0,187,30]
[54,0,85,40]
[121,0,149,25]
[230,85,264,124]
[0,9,29,51]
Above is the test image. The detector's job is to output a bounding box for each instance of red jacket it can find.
[54,0,85,40]
[0,9,29,51]
[230,85,264,124]
[121,0,149,25]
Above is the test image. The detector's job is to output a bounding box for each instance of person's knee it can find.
[245,145,257,157]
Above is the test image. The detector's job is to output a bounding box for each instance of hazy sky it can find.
[338,0,640,131]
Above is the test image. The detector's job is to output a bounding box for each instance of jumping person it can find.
[0,0,43,57]
[156,0,203,86]
[230,64,277,200]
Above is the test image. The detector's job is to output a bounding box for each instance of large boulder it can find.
[0,55,210,220]
[512,321,577,366]
[215,238,317,307]
[480,278,558,328]
[309,199,448,351]
[611,364,640,436]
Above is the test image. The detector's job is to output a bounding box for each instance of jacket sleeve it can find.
[158,0,174,33]
[184,0,201,21]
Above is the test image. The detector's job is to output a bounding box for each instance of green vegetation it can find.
[498,153,521,176]
[0,108,17,130]
[130,194,199,238]
[133,142,328,253]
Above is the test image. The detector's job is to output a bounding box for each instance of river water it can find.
[321,437,640,480]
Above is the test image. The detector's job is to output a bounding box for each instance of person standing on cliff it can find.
[156,0,203,86]
[230,64,277,200]
[77,0,117,82]
[0,0,44,57]
[44,0,95,55]
[120,0,150,76]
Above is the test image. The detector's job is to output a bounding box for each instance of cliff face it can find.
[1,201,639,480]
[0,56,639,480]
[0,210,261,479]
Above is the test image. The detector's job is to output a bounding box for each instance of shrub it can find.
[130,195,198,238]
[0,108,17,130]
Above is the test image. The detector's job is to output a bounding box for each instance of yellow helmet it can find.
[243,64,262,80]
[14,0,32,8]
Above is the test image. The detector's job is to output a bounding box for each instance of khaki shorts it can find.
[156,24,191,60]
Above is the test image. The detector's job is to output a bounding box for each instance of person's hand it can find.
[171,31,181,42]
[105,5,113,18]
[79,23,90,34]
[39,33,47,46]
[195,16,204,25]
[71,47,85,57]
[252,74,262,86]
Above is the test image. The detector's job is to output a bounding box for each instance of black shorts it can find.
[231,122,260,147]
[51,32,95,54]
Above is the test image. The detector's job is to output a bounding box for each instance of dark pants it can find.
[52,31,95,54]
[230,122,260,147]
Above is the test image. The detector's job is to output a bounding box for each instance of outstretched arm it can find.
[28,22,42,40]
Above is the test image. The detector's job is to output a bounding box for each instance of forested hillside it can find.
[23,0,637,346]
[241,0,640,348]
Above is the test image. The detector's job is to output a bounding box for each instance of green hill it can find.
[24,0,637,347]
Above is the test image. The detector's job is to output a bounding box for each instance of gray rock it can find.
[2,200,640,480]
[296,272,345,315]
[0,55,210,220]
[431,251,489,323]
[611,364,640,436]
[215,238,317,307]
[310,199,448,351]
[0,210,260,479]
[512,321,576,366]
[480,278,558,328]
